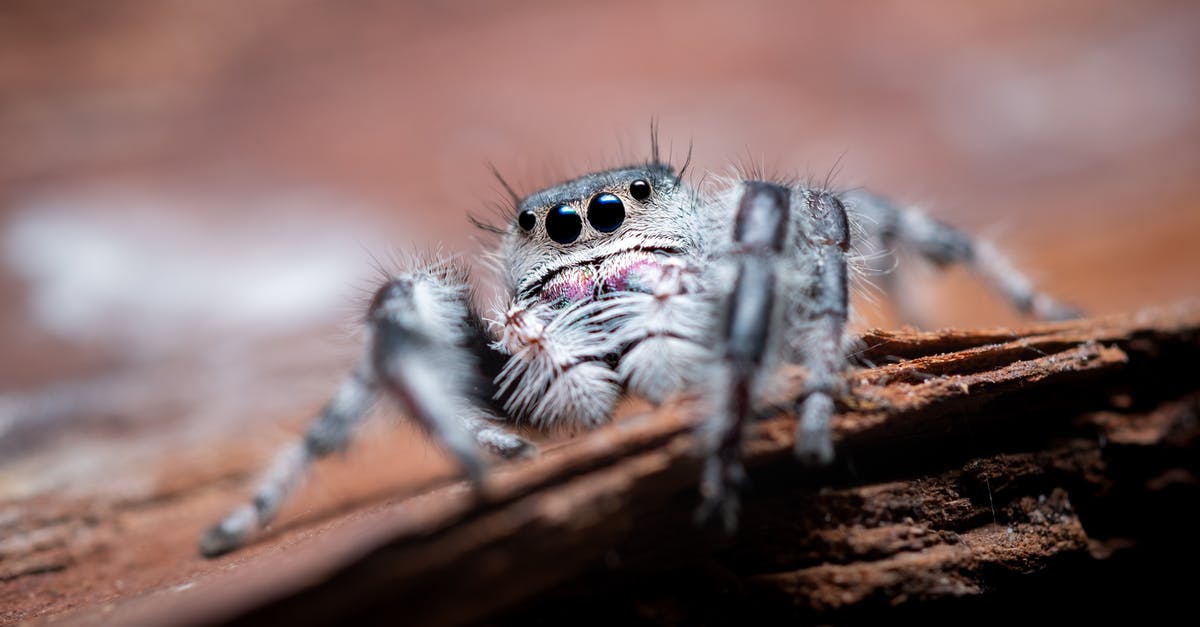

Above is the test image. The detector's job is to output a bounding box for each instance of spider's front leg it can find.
[199,263,531,557]
[699,182,851,529]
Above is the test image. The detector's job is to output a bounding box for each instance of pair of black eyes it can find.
[518,179,652,244]
[544,196,617,244]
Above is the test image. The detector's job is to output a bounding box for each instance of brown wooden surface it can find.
[4,307,1197,626]
[2,1,1199,625]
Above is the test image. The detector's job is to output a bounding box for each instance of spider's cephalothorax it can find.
[502,163,701,302]
[492,163,713,429]
[200,147,1079,556]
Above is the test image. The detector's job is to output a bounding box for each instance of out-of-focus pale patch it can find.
[935,12,1199,179]
[4,187,387,354]
[0,187,404,489]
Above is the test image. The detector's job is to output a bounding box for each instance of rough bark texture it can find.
[10,306,1196,626]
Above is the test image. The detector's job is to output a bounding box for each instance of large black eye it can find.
[545,204,582,244]
[587,193,625,233]
[518,209,536,232]
[629,179,652,201]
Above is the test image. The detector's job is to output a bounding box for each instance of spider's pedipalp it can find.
[610,260,714,403]
[492,299,626,428]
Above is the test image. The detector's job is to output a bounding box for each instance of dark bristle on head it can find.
[490,123,685,229]
[672,141,692,190]
[516,162,678,217]
[488,162,521,208]
[650,117,661,165]
[468,212,507,235]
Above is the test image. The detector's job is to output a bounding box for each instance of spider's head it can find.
[501,162,700,299]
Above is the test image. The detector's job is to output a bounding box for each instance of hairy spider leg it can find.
[699,181,799,530]
[847,191,1081,323]
[199,359,379,557]
[792,191,852,466]
[200,264,531,557]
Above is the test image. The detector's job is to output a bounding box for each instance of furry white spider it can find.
[199,137,1078,556]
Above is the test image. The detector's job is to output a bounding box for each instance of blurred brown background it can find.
[1,0,1198,623]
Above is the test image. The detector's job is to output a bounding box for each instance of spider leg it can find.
[200,266,532,557]
[369,277,532,474]
[199,361,378,557]
[698,182,794,531]
[847,190,1081,321]
[792,190,851,466]
[698,183,852,529]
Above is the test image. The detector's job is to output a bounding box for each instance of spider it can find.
[199,138,1078,557]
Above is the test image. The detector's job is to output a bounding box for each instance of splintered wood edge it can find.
[857,304,1199,361]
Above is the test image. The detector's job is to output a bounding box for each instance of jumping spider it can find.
[199,140,1077,556]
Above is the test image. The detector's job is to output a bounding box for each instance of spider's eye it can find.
[628,179,652,201]
[545,204,582,244]
[518,209,536,232]
[587,193,625,233]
